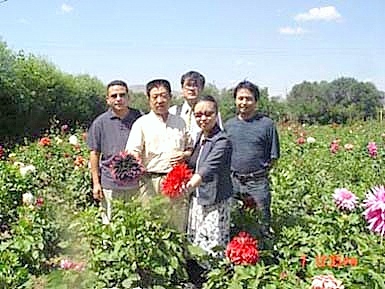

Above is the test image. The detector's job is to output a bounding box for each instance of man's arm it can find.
[90,150,103,200]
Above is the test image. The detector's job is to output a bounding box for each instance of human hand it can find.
[186,174,202,191]
[92,184,103,201]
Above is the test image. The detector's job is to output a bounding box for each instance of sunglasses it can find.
[109,93,128,99]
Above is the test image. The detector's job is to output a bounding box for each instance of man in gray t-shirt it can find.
[87,80,141,224]
[224,80,280,240]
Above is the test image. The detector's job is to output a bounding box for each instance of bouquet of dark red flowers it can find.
[110,151,145,185]
[225,231,259,265]
[161,163,193,198]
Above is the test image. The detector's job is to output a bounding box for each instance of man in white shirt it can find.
[169,71,223,144]
[126,79,192,232]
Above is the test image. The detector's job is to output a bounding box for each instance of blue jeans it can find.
[231,174,271,228]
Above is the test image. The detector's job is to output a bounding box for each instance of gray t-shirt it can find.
[87,108,142,190]
[224,114,280,174]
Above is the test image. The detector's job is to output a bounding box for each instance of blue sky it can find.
[1,0,384,97]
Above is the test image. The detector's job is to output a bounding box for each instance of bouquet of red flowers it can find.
[161,163,193,198]
[225,231,259,265]
[110,151,145,185]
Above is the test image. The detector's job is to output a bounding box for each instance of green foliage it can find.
[79,200,189,289]
[0,202,60,288]
[0,162,31,228]
[0,41,105,143]
[287,78,383,124]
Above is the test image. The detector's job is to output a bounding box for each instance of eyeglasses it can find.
[110,93,128,99]
[194,111,216,119]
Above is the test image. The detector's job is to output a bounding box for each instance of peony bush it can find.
[1,121,385,288]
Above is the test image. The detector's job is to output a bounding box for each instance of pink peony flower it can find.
[367,142,377,158]
[330,140,340,154]
[363,186,385,237]
[296,137,305,145]
[60,258,86,272]
[60,259,73,270]
[61,124,69,133]
[333,188,358,211]
[310,274,344,289]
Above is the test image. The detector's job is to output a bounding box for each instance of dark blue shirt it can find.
[87,108,142,190]
[224,114,280,174]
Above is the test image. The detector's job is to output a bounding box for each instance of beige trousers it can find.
[139,175,190,233]
[101,187,139,225]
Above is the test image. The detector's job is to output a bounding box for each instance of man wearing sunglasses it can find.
[87,80,142,224]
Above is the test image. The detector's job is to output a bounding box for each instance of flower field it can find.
[1,121,385,289]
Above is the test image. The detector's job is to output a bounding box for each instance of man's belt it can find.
[145,172,167,178]
[232,169,267,183]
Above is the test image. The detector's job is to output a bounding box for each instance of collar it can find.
[107,108,132,120]
[197,125,221,144]
[148,110,170,123]
[237,112,264,122]
[181,101,194,114]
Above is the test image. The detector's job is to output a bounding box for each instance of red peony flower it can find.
[226,231,259,265]
[39,137,51,147]
[110,151,145,185]
[35,197,44,207]
[242,195,257,209]
[74,156,86,167]
[161,163,193,198]
[0,145,4,158]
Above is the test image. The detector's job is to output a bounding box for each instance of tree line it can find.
[1,40,384,143]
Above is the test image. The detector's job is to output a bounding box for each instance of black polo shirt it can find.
[87,108,142,190]
[224,114,280,174]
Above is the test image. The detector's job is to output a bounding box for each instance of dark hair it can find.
[197,95,218,114]
[233,80,260,101]
[146,79,172,97]
[106,80,128,94]
[181,71,205,89]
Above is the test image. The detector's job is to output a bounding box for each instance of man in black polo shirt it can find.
[224,80,280,238]
[87,80,142,224]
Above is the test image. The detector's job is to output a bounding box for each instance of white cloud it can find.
[279,26,307,35]
[61,3,73,13]
[295,6,341,22]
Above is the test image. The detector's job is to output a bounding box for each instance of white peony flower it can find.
[13,161,25,167]
[306,137,316,144]
[22,192,35,206]
[69,135,79,146]
[20,164,36,177]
